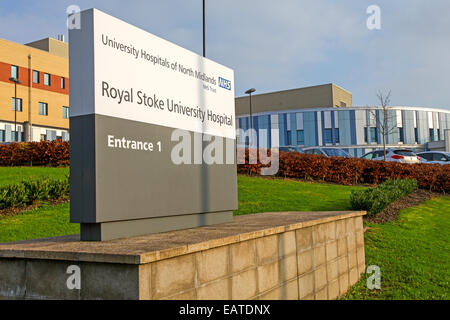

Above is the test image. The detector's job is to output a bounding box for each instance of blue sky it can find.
[1,0,449,110]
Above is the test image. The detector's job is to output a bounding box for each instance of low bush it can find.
[237,149,449,193]
[0,177,69,210]
[350,179,418,216]
[0,140,69,167]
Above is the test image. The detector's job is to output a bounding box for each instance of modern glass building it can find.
[235,84,450,156]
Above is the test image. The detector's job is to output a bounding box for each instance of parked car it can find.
[302,147,351,158]
[360,149,421,164]
[279,146,304,154]
[417,151,450,165]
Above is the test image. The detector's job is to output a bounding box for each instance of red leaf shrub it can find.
[237,149,450,193]
[0,140,70,167]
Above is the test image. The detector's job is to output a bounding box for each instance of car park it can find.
[361,149,421,164]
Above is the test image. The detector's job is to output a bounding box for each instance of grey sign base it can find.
[80,211,233,241]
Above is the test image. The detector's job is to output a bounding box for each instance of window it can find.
[11,65,18,79]
[62,106,70,119]
[370,127,377,143]
[0,130,5,142]
[362,152,374,160]
[61,77,65,89]
[429,129,435,142]
[33,70,40,84]
[11,98,23,112]
[373,151,385,159]
[44,73,51,86]
[399,127,404,143]
[334,129,340,144]
[394,150,415,157]
[324,129,333,144]
[420,153,433,161]
[323,148,349,157]
[434,153,449,162]
[39,102,48,116]
[313,149,323,156]
[286,131,292,146]
[40,134,47,141]
[296,130,304,145]
[415,128,419,143]
[437,129,441,141]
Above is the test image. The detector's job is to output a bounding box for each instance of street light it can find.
[203,0,206,57]
[9,77,22,142]
[245,88,256,146]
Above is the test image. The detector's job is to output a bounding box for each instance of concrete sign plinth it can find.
[0,211,366,300]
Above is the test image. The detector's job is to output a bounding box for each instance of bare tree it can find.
[369,90,399,161]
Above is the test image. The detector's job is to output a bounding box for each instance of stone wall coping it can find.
[0,211,365,265]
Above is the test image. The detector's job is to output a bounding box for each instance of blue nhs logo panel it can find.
[218,77,232,91]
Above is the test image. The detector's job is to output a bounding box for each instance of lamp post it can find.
[9,77,22,142]
[203,0,206,57]
[245,88,256,146]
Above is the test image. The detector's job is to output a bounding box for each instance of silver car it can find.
[361,149,420,164]
[279,146,304,154]
[302,147,351,158]
[417,151,450,165]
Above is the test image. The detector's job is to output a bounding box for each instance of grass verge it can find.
[0,166,69,187]
[0,202,78,243]
[344,196,450,300]
[236,175,365,215]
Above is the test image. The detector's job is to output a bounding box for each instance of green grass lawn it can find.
[236,175,365,215]
[0,202,78,243]
[344,196,450,300]
[0,166,69,186]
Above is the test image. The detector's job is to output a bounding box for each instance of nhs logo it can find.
[218,77,232,91]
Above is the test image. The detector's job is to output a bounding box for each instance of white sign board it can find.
[71,9,236,140]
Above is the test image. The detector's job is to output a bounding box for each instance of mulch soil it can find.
[367,189,442,224]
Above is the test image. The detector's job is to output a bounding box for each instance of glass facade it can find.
[237,107,450,155]
[296,130,304,145]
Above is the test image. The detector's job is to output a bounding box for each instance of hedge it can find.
[1,143,448,193]
[237,149,450,193]
[350,179,418,216]
[0,177,70,210]
[0,140,69,167]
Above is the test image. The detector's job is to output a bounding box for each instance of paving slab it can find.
[0,211,365,265]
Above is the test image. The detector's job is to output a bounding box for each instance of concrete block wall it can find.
[147,215,366,300]
[0,213,365,300]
